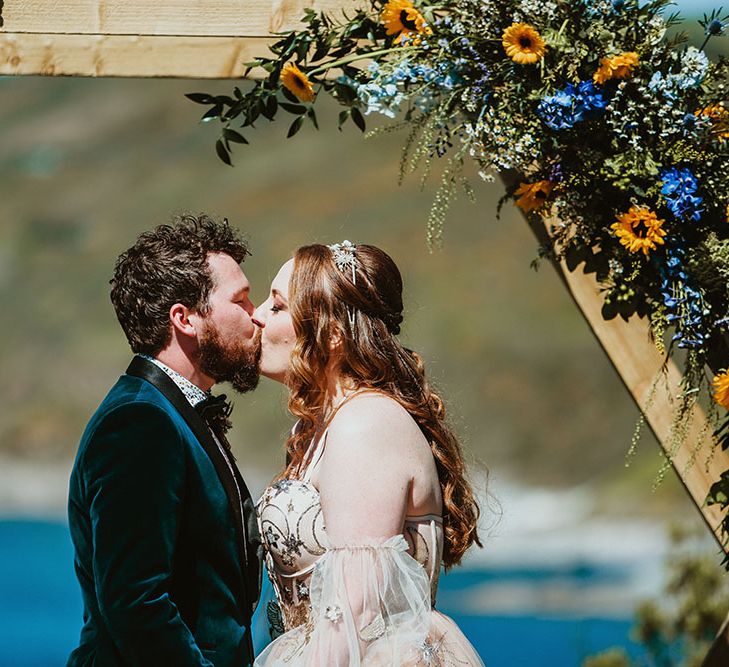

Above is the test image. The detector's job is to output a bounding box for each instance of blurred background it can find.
[0,2,726,665]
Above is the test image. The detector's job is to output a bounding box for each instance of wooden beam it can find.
[0,0,364,77]
[519,206,729,552]
[0,32,273,78]
[703,612,729,667]
[1,0,361,37]
[562,261,729,545]
[524,201,729,667]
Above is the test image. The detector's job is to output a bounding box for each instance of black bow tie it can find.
[196,393,233,436]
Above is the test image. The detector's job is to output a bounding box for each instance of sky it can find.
[673,0,719,13]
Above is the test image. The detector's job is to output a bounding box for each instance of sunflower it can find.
[695,104,729,140]
[514,180,553,212]
[611,206,667,255]
[713,370,729,410]
[593,52,639,85]
[502,23,546,65]
[381,0,432,44]
[280,62,316,103]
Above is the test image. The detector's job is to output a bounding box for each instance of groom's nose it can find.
[251,306,265,329]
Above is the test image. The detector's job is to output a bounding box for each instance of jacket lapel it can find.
[125,355,254,606]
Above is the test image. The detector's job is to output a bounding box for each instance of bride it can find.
[251,241,485,666]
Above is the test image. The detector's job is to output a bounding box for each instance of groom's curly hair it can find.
[110,213,250,355]
[282,243,483,569]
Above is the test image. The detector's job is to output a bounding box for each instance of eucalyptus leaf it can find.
[186,92,215,105]
[224,128,249,144]
[312,42,330,62]
[282,87,301,104]
[261,95,278,120]
[287,116,304,138]
[201,106,223,122]
[351,107,366,133]
[338,110,350,131]
[215,139,232,166]
[280,102,307,115]
[296,40,310,61]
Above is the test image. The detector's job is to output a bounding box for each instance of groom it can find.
[67,214,262,666]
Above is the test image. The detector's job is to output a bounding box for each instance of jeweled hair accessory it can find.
[327,240,357,284]
[327,240,357,331]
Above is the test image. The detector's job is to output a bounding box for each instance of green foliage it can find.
[688,233,729,300]
[583,524,729,667]
[186,1,392,165]
[583,648,632,667]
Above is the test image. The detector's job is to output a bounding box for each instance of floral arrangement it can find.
[188,0,729,555]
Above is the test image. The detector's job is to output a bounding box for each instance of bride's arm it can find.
[305,396,434,665]
[254,396,436,667]
[318,396,415,541]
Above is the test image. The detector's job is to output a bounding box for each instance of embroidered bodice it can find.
[257,429,444,631]
[253,399,484,666]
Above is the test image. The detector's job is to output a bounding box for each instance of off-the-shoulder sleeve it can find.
[253,535,431,666]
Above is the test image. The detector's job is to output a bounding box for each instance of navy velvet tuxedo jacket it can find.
[67,356,262,667]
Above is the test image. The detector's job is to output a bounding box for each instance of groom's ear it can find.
[169,303,198,339]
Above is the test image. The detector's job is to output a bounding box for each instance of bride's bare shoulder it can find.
[326,392,428,460]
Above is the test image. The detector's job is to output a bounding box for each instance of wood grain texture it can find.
[562,260,729,544]
[1,0,361,37]
[0,32,273,77]
[523,208,729,551]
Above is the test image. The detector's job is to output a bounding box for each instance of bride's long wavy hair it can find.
[282,243,482,568]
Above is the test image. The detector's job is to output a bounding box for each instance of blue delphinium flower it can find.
[350,59,468,118]
[537,82,608,131]
[575,81,608,118]
[656,245,709,348]
[657,246,709,349]
[350,67,405,118]
[356,81,404,118]
[537,89,576,130]
[661,167,704,222]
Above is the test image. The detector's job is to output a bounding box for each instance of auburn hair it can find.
[282,243,482,568]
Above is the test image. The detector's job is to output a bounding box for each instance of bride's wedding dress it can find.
[254,421,485,666]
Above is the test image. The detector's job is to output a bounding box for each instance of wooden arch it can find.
[2,1,728,663]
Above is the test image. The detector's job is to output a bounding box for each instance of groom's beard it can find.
[197,323,262,394]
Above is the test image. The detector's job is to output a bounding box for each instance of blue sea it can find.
[0,519,646,667]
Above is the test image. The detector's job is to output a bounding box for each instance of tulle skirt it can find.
[254,535,484,666]
[255,608,484,666]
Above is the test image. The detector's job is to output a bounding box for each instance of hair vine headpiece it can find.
[328,240,357,284]
[327,240,357,331]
